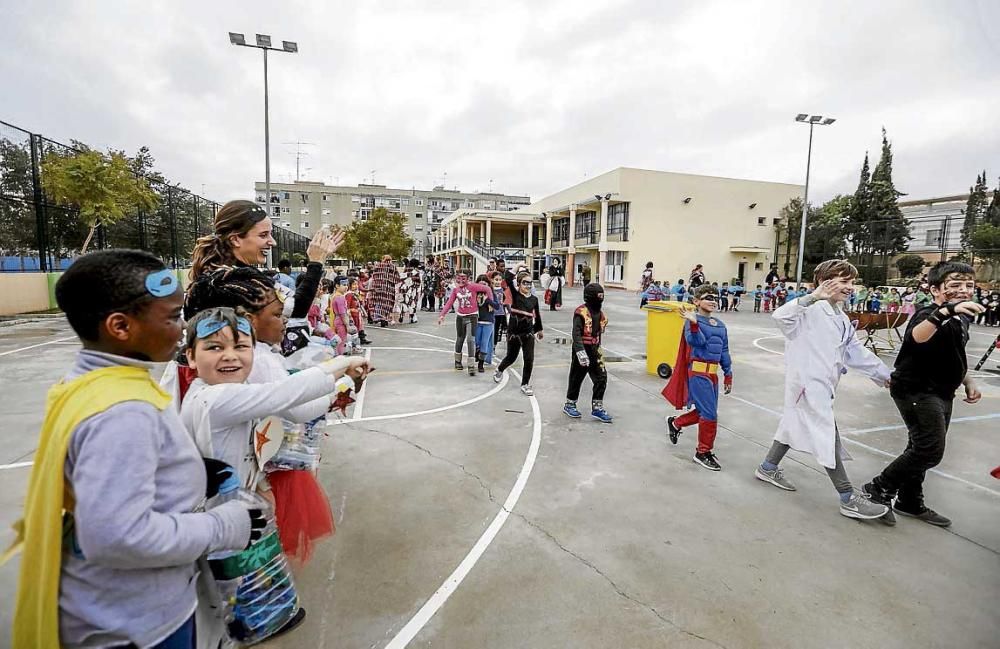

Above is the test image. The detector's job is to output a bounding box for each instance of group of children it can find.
[662,259,982,527]
[7,249,373,648]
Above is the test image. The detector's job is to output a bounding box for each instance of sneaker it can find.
[520,384,534,396]
[591,408,613,423]
[893,502,951,527]
[410,315,418,324]
[693,452,721,471]
[755,465,797,491]
[839,492,889,520]
[477,360,485,373]
[493,369,503,383]
[454,361,464,371]
[666,416,682,444]
[468,363,476,376]
[563,403,582,418]
[862,480,896,526]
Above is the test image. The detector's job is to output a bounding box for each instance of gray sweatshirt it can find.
[59,351,251,648]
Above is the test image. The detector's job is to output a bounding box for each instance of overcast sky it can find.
[3,0,998,206]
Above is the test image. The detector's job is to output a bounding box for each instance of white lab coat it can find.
[772,297,891,469]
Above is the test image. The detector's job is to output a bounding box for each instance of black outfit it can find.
[497,291,543,385]
[566,284,607,405]
[875,305,969,507]
[765,269,780,285]
[548,264,564,311]
[689,271,705,288]
[719,287,730,312]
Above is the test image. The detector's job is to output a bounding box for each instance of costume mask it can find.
[584,283,605,310]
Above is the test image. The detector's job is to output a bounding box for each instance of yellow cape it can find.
[2,365,171,648]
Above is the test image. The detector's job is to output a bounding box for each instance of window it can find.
[754,262,763,270]
[403,198,409,206]
[322,194,329,201]
[300,208,310,215]
[465,201,474,208]
[281,207,290,213]
[757,217,766,226]
[301,221,310,229]
[322,208,331,216]
[552,218,570,242]
[605,251,625,283]
[416,199,424,206]
[360,209,371,219]
[925,229,942,246]
[607,202,629,238]
[483,202,494,209]
[283,192,290,200]
[415,212,423,218]
[574,210,597,243]
[415,225,424,231]
[256,194,266,203]
[772,218,781,225]
[351,195,361,203]
[300,193,309,203]
[282,221,291,227]
[271,206,280,216]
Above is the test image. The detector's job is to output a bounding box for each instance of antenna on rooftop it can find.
[283,141,315,181]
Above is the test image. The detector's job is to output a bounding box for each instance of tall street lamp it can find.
[229,32,298,265]
[793,113,835,286]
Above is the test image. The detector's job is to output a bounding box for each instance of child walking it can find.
[495,272,544,395]
[864,261,983,527]
[474,273,500,373]
[6,250,256,649]
[439,269,495,375]
[753,284,763,313]
[492,272,508,347]
[754,260,891,521]
[663,284,733,470]
[563,283,613,423]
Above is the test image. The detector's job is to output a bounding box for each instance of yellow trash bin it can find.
[642,300,697,378]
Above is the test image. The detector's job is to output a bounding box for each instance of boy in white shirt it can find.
[754,260,891,521]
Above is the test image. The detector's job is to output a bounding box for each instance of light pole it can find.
[793,113,835,286]
[229,32,298,266]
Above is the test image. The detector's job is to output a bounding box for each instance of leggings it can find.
[497,333,535,385]
[765,430,852,494]
[494,314,507,344]
[454,314,478,358]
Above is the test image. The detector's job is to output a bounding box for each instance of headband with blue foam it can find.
[145,269,178,298]
[195,315,252,339]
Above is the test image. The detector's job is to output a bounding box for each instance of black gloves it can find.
[246,508,267,548]
[203,458,238,499]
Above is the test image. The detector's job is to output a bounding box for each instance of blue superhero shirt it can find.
[684,315,732,377]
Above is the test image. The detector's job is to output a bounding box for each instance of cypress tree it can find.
[869,128,910,273]
[962,171,989,247]
[986,178,1000,227]
[845,153,875,278]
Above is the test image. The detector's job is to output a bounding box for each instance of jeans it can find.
[566,346,607,404]
[497,333,535,385]
[878,394,953,505]
[765,430,853,494]
[454,314,478,358]
[475,321,495,363]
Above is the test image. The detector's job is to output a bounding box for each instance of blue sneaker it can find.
[563,402,582,418]
[591,408,613,424]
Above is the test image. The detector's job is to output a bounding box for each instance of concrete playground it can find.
[0,287,998,649]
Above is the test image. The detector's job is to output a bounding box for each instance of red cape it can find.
[661,333,691,409]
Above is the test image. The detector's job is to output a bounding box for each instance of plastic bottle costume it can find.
[662,313,733,454]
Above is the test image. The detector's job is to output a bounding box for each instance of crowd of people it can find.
[4,197,996,647]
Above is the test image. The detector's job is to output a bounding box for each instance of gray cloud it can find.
[2,0,998,206]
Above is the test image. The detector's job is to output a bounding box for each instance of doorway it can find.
[737,261,747,285]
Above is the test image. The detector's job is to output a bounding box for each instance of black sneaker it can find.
[894,501,951,527]
[862,480,896,527]
[666,416,682,444]
[693,451,721,471]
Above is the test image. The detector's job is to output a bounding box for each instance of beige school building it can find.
[432,167,803,289]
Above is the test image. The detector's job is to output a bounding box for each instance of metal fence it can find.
[0,119,308,272]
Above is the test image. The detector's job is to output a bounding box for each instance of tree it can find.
[773,196,848,280]
[986,180,1000,228]
[968,223,1000,281]
[894,254,926,278]
[869,127,910,258]
[0,138,38,262]
[961,171,989,248]
[338,207,414,262]
[41,148,159,253]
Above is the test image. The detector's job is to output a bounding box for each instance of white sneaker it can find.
[493,369,503,383]
[840,492,889,520]
[520,384,534,396]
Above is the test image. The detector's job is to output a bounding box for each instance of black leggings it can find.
[494,314,507,344]
[498,333,535,385]
[566,346,606,403]
[454,314,477,358]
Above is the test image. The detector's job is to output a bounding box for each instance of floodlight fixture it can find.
[792,111,836,286]
[822,117,836,125]
[283,41,298,53]
[229,32,246,45]
[809,115,823,123]
[795,113,808,122]
[255,34,272,47]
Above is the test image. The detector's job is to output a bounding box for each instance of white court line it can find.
[0,461,33,471]
[331,346,509,424]
[849,413,1000,435]
[351,347,372,420]
[751,335,784,356]
[726,395,1000,497]
[0,336,76,357]
[546,326,639,362]
[384,364,541,649]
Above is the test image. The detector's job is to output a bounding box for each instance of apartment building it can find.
[253,180,530,257]
[434,167,802,289]
[897,194,967,264]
